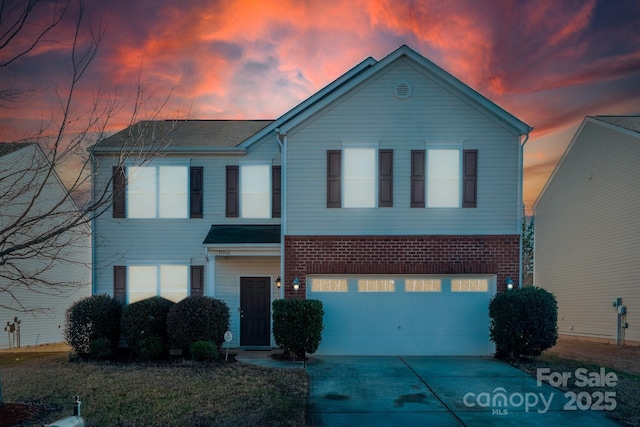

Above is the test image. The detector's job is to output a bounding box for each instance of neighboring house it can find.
[0,143,91,349]
[91,45,531,356]
[534,116,640,345]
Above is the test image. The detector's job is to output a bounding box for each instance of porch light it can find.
[506,277,514,291]
[275,276,281,288]
[293,277,300,292]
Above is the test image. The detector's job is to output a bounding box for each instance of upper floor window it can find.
[327,148,393,208]
[226,164,281,218]
[112,165,203,219]
[411,148,477,208]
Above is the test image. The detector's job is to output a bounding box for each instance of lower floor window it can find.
[128,264,188,303]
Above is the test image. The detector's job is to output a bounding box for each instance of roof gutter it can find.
[517,131,530,289]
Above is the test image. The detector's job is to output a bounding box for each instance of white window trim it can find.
[341,143,378,208]
[126,261,190,303]
[125,160,190,219]
[425,141,463,209]
[239,161,272,219]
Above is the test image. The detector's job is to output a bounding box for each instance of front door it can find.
[240,277,271,346]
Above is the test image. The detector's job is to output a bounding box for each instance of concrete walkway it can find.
[305,356,623,427]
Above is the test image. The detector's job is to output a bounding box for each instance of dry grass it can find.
[1,350,307,426]
[512,343,640,427]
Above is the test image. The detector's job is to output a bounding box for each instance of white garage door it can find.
[309,275,496,356]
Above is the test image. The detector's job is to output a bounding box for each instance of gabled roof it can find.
[92,120,272,153]
[591,116,640,135]
[533,115,640,211]
[274,45,532,137]
[91,45,531,153]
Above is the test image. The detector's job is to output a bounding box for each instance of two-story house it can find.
[91,45,532,356]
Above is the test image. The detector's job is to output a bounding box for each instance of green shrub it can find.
[138,336,166,361]
[89,338,114,360]
[190,340,219,361]
[489,286,558,360]
[167,296,230,354]
[272,299,324,359]
[121,296,174,358]
[65,294,122,357]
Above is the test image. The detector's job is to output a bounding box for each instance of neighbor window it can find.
[405,278,442,292]
[127,264,188,303]
[451,278,489,292]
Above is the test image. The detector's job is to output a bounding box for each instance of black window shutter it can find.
[272,166,281,218]
[226,166,239,217]
[463,150,478,208]
[112,166,126,218]
[113,266,126,304]
[327,150,341,208]
[411,150,425,208]
[190,166,203,218]
[190,266,204,297]
[378,149,393,207]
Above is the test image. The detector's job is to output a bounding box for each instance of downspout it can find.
[518,132,530,289]
[275,128,286,300]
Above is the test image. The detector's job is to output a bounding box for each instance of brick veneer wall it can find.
[283,235,520,298]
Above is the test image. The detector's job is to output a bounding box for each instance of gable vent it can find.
[394,82,412,99]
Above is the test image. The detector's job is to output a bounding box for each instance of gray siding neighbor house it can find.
[91,45,532,355]
[534,116,640,345]
[0,143,91,349]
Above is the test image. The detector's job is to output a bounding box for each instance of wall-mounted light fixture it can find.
[293,277,300,292]
[275,276,281,289]
[505,276,514,291]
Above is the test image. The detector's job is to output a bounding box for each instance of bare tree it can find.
[0,0,179,405]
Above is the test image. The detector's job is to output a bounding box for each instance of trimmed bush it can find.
[489,286,558,360]
[272,299,324,359]
[167,296,230,354]
[138,336,166,361]
[190,340,219,361]
[89,338,113,360]
[65,294,122,357]
[121,296,174,358]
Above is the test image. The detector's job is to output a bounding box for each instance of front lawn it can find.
[1,351,307,426]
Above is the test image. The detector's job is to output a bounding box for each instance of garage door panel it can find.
[310,275,495,356]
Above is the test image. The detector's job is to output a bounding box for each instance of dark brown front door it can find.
[240,277,271,346]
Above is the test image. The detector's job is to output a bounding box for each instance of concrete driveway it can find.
[306,356,622,426]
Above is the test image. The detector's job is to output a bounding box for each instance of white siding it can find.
[285,58,521,236]
[0,145,91,349]
[535,120,640,342]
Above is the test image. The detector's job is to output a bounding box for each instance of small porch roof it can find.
[203,225,281,245]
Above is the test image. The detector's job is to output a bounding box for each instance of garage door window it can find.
[311,278,348,292]
[405,278,442,292]
[358,278,395,292]
[452,278,489,292]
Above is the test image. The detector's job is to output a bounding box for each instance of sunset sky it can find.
[1,0,639,213]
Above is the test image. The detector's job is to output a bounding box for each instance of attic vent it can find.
[394,82,412,99]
